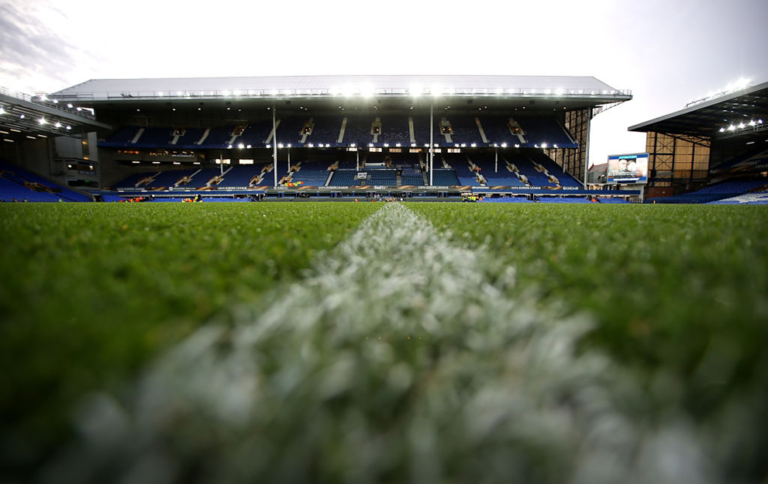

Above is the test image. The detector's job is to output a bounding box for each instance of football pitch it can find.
[1,202,767,482]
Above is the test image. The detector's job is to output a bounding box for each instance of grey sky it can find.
[1,0,766,165]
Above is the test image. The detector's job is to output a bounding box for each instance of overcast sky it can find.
[1,0,766,165]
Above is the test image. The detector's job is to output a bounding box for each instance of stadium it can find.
[1,74,767,484]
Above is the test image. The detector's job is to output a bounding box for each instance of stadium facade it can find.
[629,81,768,200]
[1,75,634,200]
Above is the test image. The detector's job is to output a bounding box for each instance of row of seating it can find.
[101,115,578,149]
[647,178,768,204]
[0,161,91,202]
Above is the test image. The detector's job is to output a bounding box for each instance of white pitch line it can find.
[44,203,716,484]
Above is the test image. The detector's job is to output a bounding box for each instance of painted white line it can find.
[45,204,715,484]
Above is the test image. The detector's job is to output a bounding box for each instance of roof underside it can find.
[628,82,768,139]
[52,75,631,108]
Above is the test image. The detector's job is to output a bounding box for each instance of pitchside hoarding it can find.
[606,153,649,184]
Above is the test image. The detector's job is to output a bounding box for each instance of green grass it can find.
[2,202,768,481]
[0,202,381,468]
[409,203,768,416]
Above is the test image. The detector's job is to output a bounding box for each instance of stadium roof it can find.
[52,75,630,106]
[0,87,111,140]
[628,81,768,140]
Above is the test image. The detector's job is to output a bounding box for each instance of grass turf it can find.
[409,203,768,417]
[0,202,381,470]
[1,202,768,480]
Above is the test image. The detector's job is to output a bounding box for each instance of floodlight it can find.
[410,85,422,97]
[343,85,354,97]
[493,143,498,147]
[278,143,284,148]
[238,143,245,149]
[308,143,314,147]
[40,95,48,101]
[514,144,520,148]
[157,92,163,96]
[759,119,764,124]
[223,90,230,96]
[368,143,374,147]
[501,143,507,148]
[55,122,61,128]
[67,103,73,108]
[66,126,71,130]
[76,107,82,111]
[384,143,389,147]
[495,88,503,95]
[749,120,756,126]
[351,143,356,148]
[0,107,4,115]
[52,99,58,104]
[287,144,292,148]
[234,90,241,96]
[554,144,558,149]
[266,144,271,148]
[470,143,476,148]
[361,84,374,98]
[739,122,746,129]
[271,89,278,96]
[411,143,416,147]
[247,145,252,149]
[719,127,725,132]
[431,85,441,97]
[728,125,735,131]
[541,143,548,148]
[19,114,24,119]
[396,143,401,147]
[325,144,330,148]
[555,88,564,96]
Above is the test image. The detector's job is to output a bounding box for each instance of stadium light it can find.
[396,143,401,147]
[514,144,520,148]
[76,107,82,111]
[52,99,58,104]
[266,144,271,149]
[55,122,61,128]
[157,92,163,97]
[501,143,507,148]
[223,90,230,96]
[542,143,548,148]
[361,84,374,98]
[238,143,245,149]
[759,119,764,124]
[66,126,71,130]
[728,125,736,131]
[738,122,746,129]
[410,85,422,97]
[247,145,252,149]
[325,144,330,148]
[343,85,354,97]
[278,143,284,148]
[287,144,292,148]
[719,127,726,132]
[271,89,278,96]
[0,107,4,115]
[19,114,24,119]
[234,90,241,96]
[555,88,564,96]
[384,143,389,147]
[308,143,314,148]
[431,85,441,97]
[470,143,476,148]
[495,88,503,95]
[351,143,356,148]
[411,143,416,147]
[368,143,374,147]
[67,103,73,108]
[554,144,558,149]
